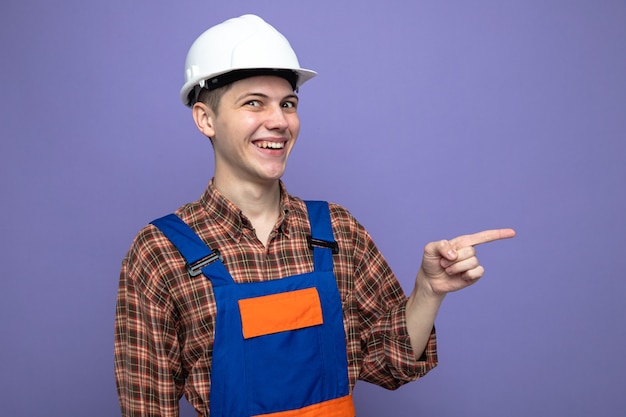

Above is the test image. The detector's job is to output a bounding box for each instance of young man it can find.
[114,14,515,417]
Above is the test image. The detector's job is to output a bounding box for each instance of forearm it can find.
[405,270,446,359]
[357,298,437,389]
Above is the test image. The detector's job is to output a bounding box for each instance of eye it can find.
[282,100,298,109]
[245,100,261,107]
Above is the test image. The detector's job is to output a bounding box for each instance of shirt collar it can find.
[199,179,293,242]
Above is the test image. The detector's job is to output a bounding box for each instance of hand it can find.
[417,228,516,296]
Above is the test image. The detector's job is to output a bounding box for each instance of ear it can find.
[192,102,216,138]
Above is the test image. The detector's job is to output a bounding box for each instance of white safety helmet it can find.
[180,14,317,107]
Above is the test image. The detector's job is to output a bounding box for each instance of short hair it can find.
[196,82,233,115]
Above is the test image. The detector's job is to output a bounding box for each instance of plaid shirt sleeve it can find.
[329,204,438,390]
[114,227,186,417]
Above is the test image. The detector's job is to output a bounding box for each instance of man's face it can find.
[208,75,300,185]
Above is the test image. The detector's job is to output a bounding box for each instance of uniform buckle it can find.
[186,250,221,276]
[307,236,339,254]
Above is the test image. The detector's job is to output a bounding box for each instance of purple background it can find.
[2,1,625,416]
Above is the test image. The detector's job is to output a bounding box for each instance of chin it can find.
[262,167,287,180]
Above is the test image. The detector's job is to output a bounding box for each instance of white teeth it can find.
[256,141,285,149]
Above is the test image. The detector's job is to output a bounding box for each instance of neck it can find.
[213,176,282,225]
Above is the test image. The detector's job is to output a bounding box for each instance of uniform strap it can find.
[304,201,338,272]
[150,214,234,286]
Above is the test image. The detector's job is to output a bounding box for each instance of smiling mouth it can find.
[254,141,285,149]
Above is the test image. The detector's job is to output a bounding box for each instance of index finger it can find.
[451,228,516,249]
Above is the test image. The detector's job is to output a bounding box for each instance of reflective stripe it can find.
[252,395,355,417]
[239,287,324,339]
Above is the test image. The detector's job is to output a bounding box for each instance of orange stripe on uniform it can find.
[252,395,355,417]
[238,287,324,339]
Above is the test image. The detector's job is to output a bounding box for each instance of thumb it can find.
[424,239,457,261]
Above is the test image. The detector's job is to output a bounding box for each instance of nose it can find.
[264,104,289,131]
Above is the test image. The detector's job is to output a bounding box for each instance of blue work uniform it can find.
[151,201,355,417]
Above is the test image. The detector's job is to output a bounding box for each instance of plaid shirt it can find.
[115,180,437,416]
